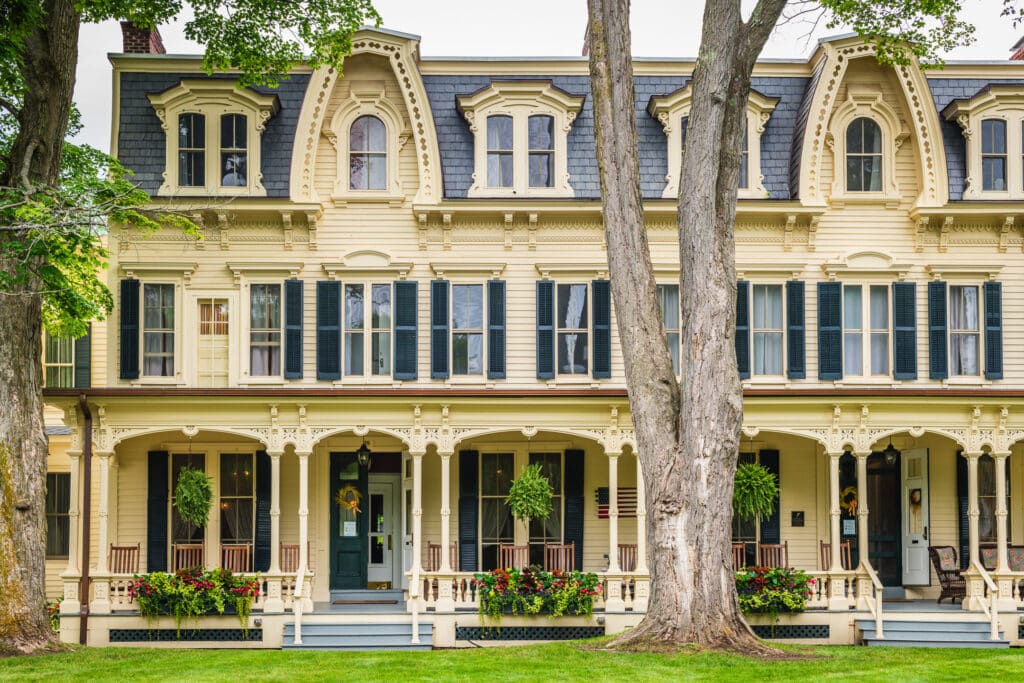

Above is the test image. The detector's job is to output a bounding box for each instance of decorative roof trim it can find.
[456,80,585,120]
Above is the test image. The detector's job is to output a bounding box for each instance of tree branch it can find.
[740,0,791,67]
[19,140,38,189]
[0,96,19,119]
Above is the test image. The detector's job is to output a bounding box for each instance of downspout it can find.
[77,394,92,645]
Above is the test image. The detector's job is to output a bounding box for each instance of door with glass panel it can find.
[901,449,930,585]
[480,453,514,571]
[197,298,229,387]
[367,478,399,588]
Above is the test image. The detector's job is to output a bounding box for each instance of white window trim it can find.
[339,280,395,384]
[42,332,74,389]
[750,282,786,379]
[841,283,893,379]
[826,85,908,206]
[458,81,584,198]
[649,84,778,199]
[656,282,682,376]
[326,82,409,203]
[554,281,593,378]
[188,291,241,388]
[944,86,1024,200]
[244,281,285,384]
[449,281,487,380]
[148,79,278,197]
[948,282,983,379]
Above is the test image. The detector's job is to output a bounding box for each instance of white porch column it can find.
[89,451,114,614]
[435,450,455,613]
[296,451,313,611]
[633,453,649,612]
[263,450,284,612]
[604,451,624,612]
[60,450,83,616]
[854,451,872,609]
[827,451,850,609]
[963,451,987,609]
[409,450,425,610]
[993,451,1014,608]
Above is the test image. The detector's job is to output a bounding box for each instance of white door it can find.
[901,448,930,585]
[400,454,412,590]
[367,479,398,587]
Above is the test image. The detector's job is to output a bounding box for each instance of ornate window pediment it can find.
[943,85,1024,200]
[648,84,778,199]
[148,79,278,197]
[457,80,585,198]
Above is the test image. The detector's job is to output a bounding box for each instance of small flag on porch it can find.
[595,487,637,518]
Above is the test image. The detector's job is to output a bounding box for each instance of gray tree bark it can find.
[0,0,81,653]
[586,0,788,651]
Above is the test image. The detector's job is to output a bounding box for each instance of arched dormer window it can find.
[943,86,1024,199]
[845,117,883,192]
[980,119,1007,191]
[349,115,387,191]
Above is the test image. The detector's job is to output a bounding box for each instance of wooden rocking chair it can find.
[758,541,789,568]
[617,544,638,572]
[928,545,966,604]
[172,543,204,572]
[280,543,313,573]
[425,542,459,572]
[544,543,575,572]
[498,544,529,570]
[109,543,140,575]
[220,544,252,573]
[819,540,853,570]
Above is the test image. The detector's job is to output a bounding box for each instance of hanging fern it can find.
[175,467,214,528]
[505,464,553,523]
[733,463,778,522]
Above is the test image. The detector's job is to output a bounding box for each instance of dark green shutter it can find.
[284,280,304,379]
[564,449,585,570]
[928,281,948,380]
[758,450,781,546]
[487,280,506,379]
[74,324,92,389]
[254,451,271,572]
[956,452,968,570]
[316,281,341,380]
[817,282,842,380]
[893,282,917,380]
[146,450,169,572]
[592,280,612,379]
[984,281,1003,380]
[119,279,140,380]
[536,281,555,379]
[458,450,479,572]
[786,281,805,379]
[735,281,750,379]
[393,280,418,380]
[431,280,450,379]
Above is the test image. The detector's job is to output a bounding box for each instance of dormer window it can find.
[981,119,1007,191]
[327,83,408,202]
[826,86,907,205]
[349,115,387,191]
[149,79,278,197]
[845,117,882,192]
[649,85,777,199]
[458,81,584,198]
[943,85,1024,199]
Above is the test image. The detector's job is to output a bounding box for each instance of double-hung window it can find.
[846,117,883,192]
[45,473,71,558]
[487,116,514,188]
[250,284,282,377]
[751,284,783,376]
[480,452,515,571]
[843,285,890,376]
[657,284,681,374]
[528,115,554,188]
[344,283,392,376]
[143,283,175,377]
[557,283,589,375]
[220,453,255,546]
[220,114,247,187]
[738,122,749,189]
[981,119,1007,192]
[178,113,205,187]
[949,285,980,376]
[349,115,387,191]
[527,453,563,566]
[43,332,74,388]
[978,454,1010,544]
[452,284,484,375]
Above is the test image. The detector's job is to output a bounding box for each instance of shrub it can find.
[475,566,603,624]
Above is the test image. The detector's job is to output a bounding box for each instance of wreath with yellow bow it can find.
[335,484,362,514]
[840,486,858,516]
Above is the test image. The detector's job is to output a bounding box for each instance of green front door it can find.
[329,452,369,589]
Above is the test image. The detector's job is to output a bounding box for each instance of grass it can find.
[2,642,1024,682]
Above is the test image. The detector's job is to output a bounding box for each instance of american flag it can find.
[595,487,638,519]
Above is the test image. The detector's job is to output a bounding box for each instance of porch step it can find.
[857,619,1009,648]
[330,589,404,603]
[282,621,432,651]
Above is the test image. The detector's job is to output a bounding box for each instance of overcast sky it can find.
[72,0,1019,151]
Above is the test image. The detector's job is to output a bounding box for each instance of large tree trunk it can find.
[586,0,786,651]
[0,0,81,654]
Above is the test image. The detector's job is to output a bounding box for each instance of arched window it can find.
[846,117,882,192]
[349,115,387,191]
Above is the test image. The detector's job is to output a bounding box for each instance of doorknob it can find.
[923,525,928,540]
[387,534,392,551]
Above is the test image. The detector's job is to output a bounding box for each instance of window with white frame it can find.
[527,452,563,566]
[657,284,681,374]
[557,283,589,375]
[45,472,70,558]
[143,283,175,377]
[843,284,890,376]
[43,332,74,388]
[942,85,1024,199]
[845,117,883,192]
[349,115,387,191]
[452,284,484,376]
[978,454,1010,544]
[344,283,392,376]
[480,452,515,571]
[981,119,1007,191]
[171,453,206,545]
[249,284,282,377]
[751,284,783,376]
[220,453,255,546]
[458,81,584,198]
[827,85,906,203]
[949,285,980,376]
[148,79,277,196]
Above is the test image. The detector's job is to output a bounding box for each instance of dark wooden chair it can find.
[109,543,140,574]
[280,543,313,573]
[172,543,204,572]
[732,543,746,569]
[928,545,966,604]
[758,541,789,568]
[498,544,529,570]
[220,544,252,573]
[618,544,638,572]
[425,542,459,572]
[544,543,575,572]
[820,540,853,570]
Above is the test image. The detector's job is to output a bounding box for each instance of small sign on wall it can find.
[791,511,805,527]
[343,521,358,537]
[843,519,856,536]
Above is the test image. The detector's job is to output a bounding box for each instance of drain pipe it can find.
[77,394,92,646]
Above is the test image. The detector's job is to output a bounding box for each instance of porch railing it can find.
[971,561,1000,641]
[99,572,304,613]
[862,563,884,640]
[998,571,1024,608]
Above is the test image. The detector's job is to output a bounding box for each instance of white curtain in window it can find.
[562,285,586,372]
[950,287,979,374]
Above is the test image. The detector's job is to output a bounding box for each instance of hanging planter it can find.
[174,467,213,528]
[732,462,778,522]
[505,463,553,526]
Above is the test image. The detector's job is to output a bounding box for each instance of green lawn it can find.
[1,643,1022,682]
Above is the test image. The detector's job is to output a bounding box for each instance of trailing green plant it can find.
[174,468,214,528]
[46,599,61,633]
[732,463,778,522]
[128,568,261,638]
[735,567,815,635]
[505,464,553,525]
[475,567,603,626]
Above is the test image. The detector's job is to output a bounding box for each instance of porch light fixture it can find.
[882,441,899,466]
[356,440,372,470]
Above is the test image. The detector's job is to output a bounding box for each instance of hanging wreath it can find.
[840,486,858,516]
[335,484,362,514]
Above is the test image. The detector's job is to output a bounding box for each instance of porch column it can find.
[962,451,988,609]
[854,451,872,610]
[993,451,1014,608]
[435,450,455,613]
[60,450,83,616]
[410,450,425,610]
[89,451,114,614]
[604,451,624,611]
[633,453,649,612]
[263,450,284,612]
[296,451,313,611]
[827,451,850,609]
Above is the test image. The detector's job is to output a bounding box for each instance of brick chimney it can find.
[120,21,166,54]
[1012,36,1024,61]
